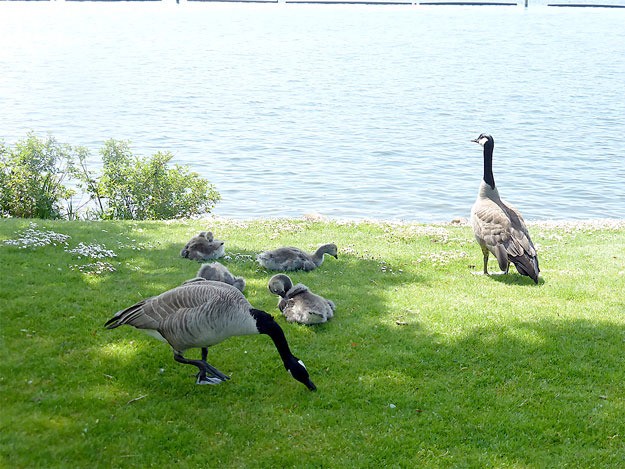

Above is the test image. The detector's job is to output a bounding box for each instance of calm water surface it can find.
[1,3,624,222]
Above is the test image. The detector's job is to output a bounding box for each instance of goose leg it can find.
[482,251,489,275]
[473,246,490,275]
[203,363,230,382]
[199,348,231,382]
[173,351,226,385]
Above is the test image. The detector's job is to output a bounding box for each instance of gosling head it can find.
[199,231,214,241]
[285,356,317,391]
[268,274,293,298]
[471,133,494,148]
[323,243,338,259]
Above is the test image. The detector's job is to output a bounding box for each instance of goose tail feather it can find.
[104,300,154,329]
[510,255,540,284]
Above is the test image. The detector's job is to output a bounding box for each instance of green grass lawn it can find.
[1,217,624,468]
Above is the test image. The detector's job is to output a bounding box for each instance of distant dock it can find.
[547,2,625,5]
[419,1,516,4]
[29,0,625,6]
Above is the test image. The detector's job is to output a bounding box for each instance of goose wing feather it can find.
[503,203,540,280]
[472,198,538,274]
[105,281,256,350]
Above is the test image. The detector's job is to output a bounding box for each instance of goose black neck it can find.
[250,309,294,366]
[483,141,496,190]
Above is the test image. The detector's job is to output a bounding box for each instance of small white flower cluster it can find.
[418,250,469,266]
[267,220,305,239]
[380,261,403,275]
[534,219,625,237]
[232,253,254,262]
[116,240,160,251]
[69,261,116,274]
[4,223,119,276]
[65,242,117,259]
[401,225,450,244]
[341,244,358,256]
[3,223,71,249]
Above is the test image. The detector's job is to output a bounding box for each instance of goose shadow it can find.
[91,233,428,387]
[486,271,545,286]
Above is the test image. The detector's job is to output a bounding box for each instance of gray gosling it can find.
[470,133,540,283]
[180,231,225,261]
[257,243,338,271]
[268,274,335,325]
[104,279,316,390]
[196,261,245,292]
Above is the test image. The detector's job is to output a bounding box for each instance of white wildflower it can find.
[418,250,468,266]
[116,240,160,251]
[66,242,117,259]
[3,223,70,249]
[69,261,116,274]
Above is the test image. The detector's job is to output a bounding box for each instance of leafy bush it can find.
[76,139,221,220]
[0,133,77,219]
[1,134,220,220]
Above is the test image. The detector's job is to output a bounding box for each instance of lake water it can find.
[1,2,624,222]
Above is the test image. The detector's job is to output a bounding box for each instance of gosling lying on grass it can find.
[194,261,245,292]
[257,243,338,271]
[180,231,225,261]
[268,274,335,325]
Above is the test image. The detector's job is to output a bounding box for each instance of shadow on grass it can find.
[486,271,545,286]
[3,219,624,466]
[305,311,625,465]
[6,313,624,466]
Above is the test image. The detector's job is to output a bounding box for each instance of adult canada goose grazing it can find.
[268,274,335,325]
[470,133,540,284]
[195,261,246,292]
[180,231,225,261]
[257,243,338,272]
[104,279,316,390]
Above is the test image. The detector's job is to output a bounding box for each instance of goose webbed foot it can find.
[200,348,230,381]
[174,351,230,385]
[196,362,231,384]
[196,374,225,385]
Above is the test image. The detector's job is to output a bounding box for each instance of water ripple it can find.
[1,3,624,221]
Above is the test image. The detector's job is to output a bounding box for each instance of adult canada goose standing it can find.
[257,243,338,272]
[470,133,540,283]
[104,279,316,390]
[268,274,335,325]
[180,231,225,261]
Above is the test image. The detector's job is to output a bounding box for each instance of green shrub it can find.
[0,133,77,219]
[1,133,221,221]
[76,139,221,220]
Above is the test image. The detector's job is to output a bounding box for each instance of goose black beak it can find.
[305,379,317,391]
[471,138,479,143]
